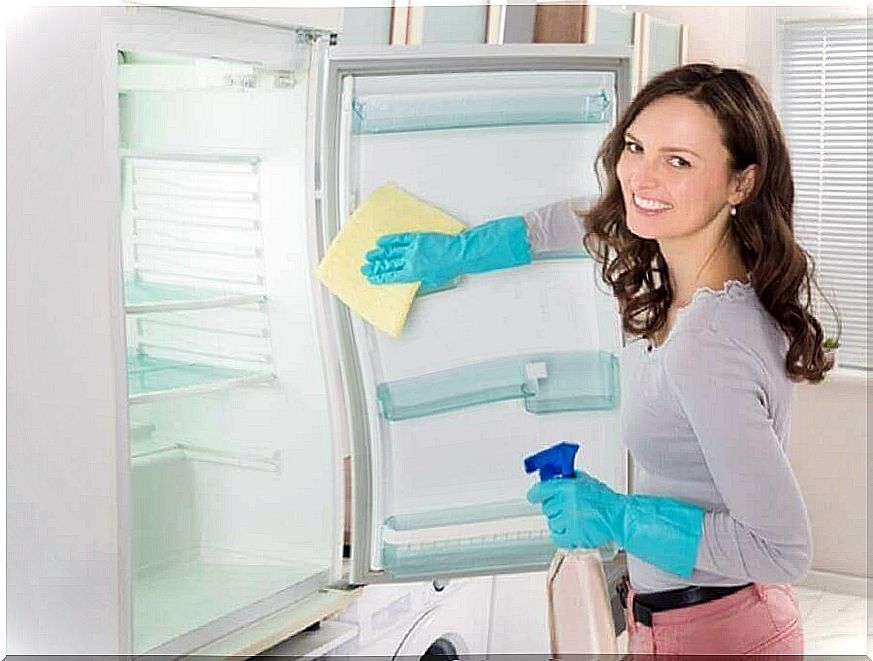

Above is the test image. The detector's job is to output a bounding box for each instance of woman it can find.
[361,63,836,655]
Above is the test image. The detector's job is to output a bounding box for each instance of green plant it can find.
[823,337,840,351]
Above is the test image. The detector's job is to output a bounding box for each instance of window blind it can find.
[777,18,868,370]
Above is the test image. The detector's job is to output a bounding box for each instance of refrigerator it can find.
[8,6,634,657]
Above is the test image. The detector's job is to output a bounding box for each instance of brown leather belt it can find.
[617,575,752,627]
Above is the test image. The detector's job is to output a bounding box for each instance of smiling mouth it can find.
[632,194,673,212]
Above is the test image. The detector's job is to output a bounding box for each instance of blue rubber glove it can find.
[360,216,532,288]
[527,470,705,578]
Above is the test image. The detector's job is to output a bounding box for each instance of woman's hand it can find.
[528,469,705,577]
[361,216,533,287]
[361,232,462,288]
[526,469,624,549]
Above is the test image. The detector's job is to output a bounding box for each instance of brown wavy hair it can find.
[579,63,839,384]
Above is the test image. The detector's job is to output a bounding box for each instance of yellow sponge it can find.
[316,183,466,338]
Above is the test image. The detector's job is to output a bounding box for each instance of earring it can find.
[730,205,738,217]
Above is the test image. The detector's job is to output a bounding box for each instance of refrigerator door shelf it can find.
[384,513,548,545]
[375,350,619,421]
[351,87,611,135]
[381,536,618,580]
[385,498,537,530]
[382,531,554,579]
[379,500,620,578]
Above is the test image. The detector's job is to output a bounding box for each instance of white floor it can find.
[795,585,871,656]
[615,585,870,656]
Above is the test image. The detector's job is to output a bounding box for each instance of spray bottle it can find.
[524,441,618,656]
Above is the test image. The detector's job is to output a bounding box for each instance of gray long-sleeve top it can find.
[522,199,813,592]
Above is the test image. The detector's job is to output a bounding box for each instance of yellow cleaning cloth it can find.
[316,183,466,338]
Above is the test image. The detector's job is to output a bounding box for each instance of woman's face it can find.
[616,95,737,241]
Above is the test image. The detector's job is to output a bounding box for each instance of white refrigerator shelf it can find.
[124,277,266,314]
[126,353,275,403]
[133,557,329,654]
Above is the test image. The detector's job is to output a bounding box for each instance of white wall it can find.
[789,372,867,578]
[626,4,749,68]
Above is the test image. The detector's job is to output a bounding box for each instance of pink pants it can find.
[624,582,804,656]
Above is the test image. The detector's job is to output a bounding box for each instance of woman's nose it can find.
[629,159,660,189]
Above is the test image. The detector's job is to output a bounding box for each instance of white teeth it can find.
[634,194,672,211]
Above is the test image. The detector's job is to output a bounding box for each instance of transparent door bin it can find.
[385,499,538,530]
[352,88,611,135]
[382,534,555,578]
[376,350,619,421]
[382,534,620,579]
[379,499,619,578]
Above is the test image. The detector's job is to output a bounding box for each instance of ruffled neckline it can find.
[645,274,754,354]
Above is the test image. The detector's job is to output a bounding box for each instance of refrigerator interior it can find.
[117,50,337,653]
[340,68,626,579]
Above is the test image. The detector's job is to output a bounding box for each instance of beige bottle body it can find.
[547,548,618,655]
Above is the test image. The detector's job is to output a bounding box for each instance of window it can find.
[777,18,868,370]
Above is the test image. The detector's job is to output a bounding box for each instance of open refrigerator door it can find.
[311,44,635,587]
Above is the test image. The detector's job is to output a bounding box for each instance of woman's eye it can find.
[624,141,690,168]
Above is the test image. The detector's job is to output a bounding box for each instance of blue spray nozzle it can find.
[524,442,579,481]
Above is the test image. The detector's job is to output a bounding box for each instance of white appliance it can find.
[320,577,492,657]
[8,7,633,657]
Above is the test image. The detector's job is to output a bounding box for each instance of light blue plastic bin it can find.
[376,350,619,421]
[352,88,612,135]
